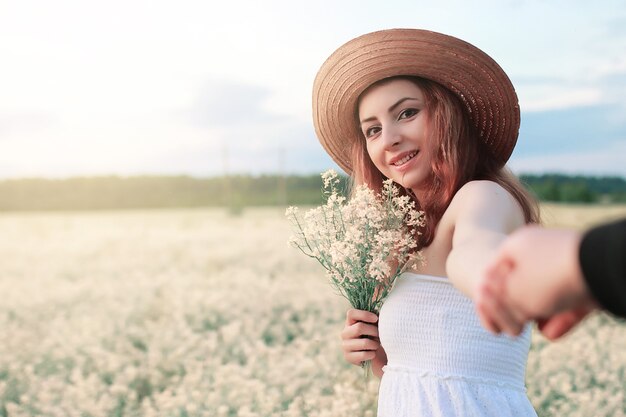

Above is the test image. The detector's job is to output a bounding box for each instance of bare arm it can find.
[445,181,525,301]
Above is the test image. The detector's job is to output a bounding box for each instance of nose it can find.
[381,125,402,149]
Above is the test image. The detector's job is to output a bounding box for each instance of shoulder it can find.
[453,180,510,201]
[445,180,525,233]
[450,180,518,209]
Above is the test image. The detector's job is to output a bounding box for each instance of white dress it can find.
[377,272,537,417]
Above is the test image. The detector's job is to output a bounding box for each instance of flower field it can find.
[1,204,625,417]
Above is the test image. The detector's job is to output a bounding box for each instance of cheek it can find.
[366,143,385,170]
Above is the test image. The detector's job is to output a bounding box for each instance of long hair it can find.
[351,76,540,248]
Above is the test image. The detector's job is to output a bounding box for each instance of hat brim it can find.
[312,29,520,174]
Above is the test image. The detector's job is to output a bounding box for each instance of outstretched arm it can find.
[475,226,595,338]
[445,181,527,332]
[475,219,626,340]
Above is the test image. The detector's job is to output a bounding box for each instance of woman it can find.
[312,29,540,416]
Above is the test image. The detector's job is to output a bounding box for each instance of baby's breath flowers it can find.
[286,169,425,316]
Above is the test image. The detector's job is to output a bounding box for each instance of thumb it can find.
[537,306,592,340]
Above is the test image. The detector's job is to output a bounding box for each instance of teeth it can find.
[393,151,417,166]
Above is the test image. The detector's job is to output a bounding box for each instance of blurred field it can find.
[0,204,625,417]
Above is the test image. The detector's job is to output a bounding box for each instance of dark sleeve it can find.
[579,218,626,318]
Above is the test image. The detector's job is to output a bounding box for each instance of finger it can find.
[499,306,526,337]
[538,316,575,340]
[539,307,591,340]
[538,307,591,340]
[477,305,499,334]
[492,292,526,336]
[341,321,379,340]
[483,242,516,283]
[488,268,528,336]
[344,350,377,365]
[476,272,508,334]
[476,290,501,334]
[342,337,380,353]
[346,309,379,326]
[483,256,507,286]
[484,255,531,335]
[477,283,525,336]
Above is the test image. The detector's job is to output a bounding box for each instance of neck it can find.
[409,186,427,203]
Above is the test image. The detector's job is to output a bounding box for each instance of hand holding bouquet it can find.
[286,170,424,375]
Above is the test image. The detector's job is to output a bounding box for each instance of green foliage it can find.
[129,376,153,403]
[0,175,345,211]
[520,174,626,203]
[0,173,624,211]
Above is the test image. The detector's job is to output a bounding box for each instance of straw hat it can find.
[312,28,520,174]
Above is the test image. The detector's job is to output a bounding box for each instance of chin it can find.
[396,172,426,191]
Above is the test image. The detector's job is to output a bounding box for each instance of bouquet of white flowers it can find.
[286,170,424,374]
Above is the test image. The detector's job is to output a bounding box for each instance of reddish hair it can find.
[351,76,540,248]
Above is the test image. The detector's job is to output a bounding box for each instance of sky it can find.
[1,0,625,179]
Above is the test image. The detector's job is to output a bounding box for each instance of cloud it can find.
[209,122,336,175]
[176,78,339,175]
[598,72,626,117]
[185,80,284,128]
[514,53,626,113]
[521,88,602,113]
[606,15,626,37]
[139,123,336,177]
[0,112,57,139]
[515,76,604,113]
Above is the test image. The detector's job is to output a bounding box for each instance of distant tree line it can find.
[0,175,348,211]
[520,174,626,203]
[0,173,624,211]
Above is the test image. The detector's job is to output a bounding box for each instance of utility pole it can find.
[278,146,287,206]
[222,144,231,208]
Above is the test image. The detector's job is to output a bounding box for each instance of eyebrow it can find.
[359,97,421,125]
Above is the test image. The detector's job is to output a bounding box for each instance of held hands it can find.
[475,225,598,340]
[341,309,381,366]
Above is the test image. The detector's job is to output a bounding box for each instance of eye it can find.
[398,108,419,120]
[364,125,381,139]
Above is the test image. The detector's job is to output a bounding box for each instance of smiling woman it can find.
[312,28,541,417]
[358,79,430,194]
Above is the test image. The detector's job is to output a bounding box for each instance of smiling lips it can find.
[391,150,419,166]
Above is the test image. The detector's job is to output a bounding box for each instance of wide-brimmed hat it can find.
[312,28,520,174]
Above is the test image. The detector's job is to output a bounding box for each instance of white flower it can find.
[321,169,339,189]
[286,172,424,314]
[285,206,298,217]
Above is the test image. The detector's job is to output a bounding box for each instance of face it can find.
[358,78,432,196]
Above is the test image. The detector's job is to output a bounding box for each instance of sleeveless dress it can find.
[377,272,537,417]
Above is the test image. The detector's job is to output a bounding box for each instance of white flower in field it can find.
[5,403,20,416]
[321,169,339,188]
[285,206,298,217]
[3,206,624,417]
[109,383,127,396]
[220,321,242,344]
[217,405,230,417]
